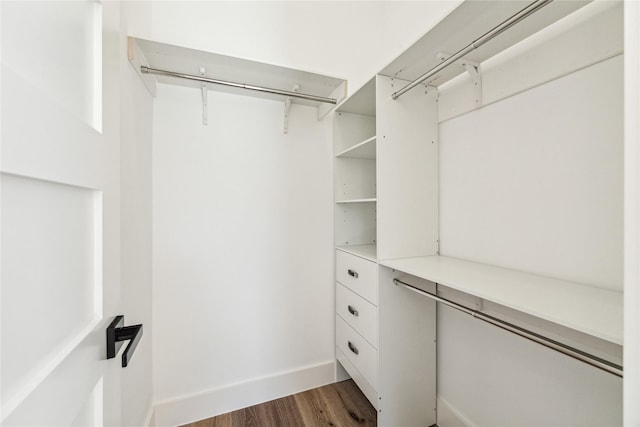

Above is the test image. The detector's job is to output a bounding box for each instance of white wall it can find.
[148,1,460,95]
[440,55,623,290]
[144,2,461,425]
[151,86,334,425]
[438,306,621,427]
[437,2,623,425]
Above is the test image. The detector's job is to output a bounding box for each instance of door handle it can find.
[347,269,359,278]
[106,315,143,367]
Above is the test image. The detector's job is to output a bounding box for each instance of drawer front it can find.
[336,315,377,389]
[336,282,378,348]
[336,250,378,305]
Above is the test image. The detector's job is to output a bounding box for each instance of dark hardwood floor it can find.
[180,379,377,427]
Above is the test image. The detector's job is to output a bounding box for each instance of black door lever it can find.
[106,315,143,367]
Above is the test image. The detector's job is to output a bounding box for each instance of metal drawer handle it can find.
[347,305,359,317]
[348,341,359,355]
[347,269,359,278]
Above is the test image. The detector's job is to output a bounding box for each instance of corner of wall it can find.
[144,405,156,427]
[437,397,474,427]
[152,361,336,426]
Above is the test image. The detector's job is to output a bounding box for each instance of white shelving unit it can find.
[333,1,622,426]
[335,136,376,159]
[333,78,379,408]
[127,37,347,120]
[334,77,377,249]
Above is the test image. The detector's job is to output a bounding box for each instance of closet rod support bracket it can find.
[437,52,482,107]
[283,84,300,134]
[201,67,208,125]
[436,51,479,70]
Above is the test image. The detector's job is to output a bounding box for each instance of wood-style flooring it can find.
[180,379,377,427]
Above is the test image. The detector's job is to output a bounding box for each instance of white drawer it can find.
[336,250,378,305]
[336,282,378,348]
[336,315,377,389]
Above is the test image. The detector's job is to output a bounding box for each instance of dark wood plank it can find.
[183,380,376,427]
[294,386,336,426]
[228,407,245,427]
[181,411,232,427]
[332,380,376,426]
[241,402,263,427]
[296,380,375,427]
[272,394,306,427]
[241,395,304,427]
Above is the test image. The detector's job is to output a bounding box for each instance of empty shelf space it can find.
[336,77,376,116]
[380,255,622,345]
[336,244,377,262]
[336,137,376,159]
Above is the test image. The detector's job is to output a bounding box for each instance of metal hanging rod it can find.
[392,278,623,378]
[140,66,337,105]
[392,0,554,100]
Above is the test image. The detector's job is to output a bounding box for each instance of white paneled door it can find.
[1,1,123,425]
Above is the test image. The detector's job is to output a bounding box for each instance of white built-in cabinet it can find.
[334,73,440,425]
[334,77,379,407]
[333,1,624,426]
[334,78,377,256]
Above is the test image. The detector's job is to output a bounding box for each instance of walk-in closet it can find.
[1,1,638,426]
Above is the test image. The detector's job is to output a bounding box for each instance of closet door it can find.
[1,2,123,425]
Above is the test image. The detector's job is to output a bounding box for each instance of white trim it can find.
[143,404,155,427]
[152,361,336,427]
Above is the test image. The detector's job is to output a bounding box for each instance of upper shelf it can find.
[336,136,376,159]
[379,0,589,88]
[380,255,622,345]
[336,244,377,263]
[128,37,347,118]
[336,78,376,116]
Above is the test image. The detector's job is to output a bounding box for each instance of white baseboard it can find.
[152,361,336,427]
[437,396,475,427]
[144,404,155,427]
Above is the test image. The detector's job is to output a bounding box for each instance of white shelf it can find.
[379,255,622,345]
[336,198,376,204]
[336,77,376,116]
[336,136,376,160]
[336,244,377,262]
[379,1,588,87]
[128,37,347,114]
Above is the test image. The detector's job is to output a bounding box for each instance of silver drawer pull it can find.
[347,305,359,317]
[347,269,359,278]
[347,341,359,355]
